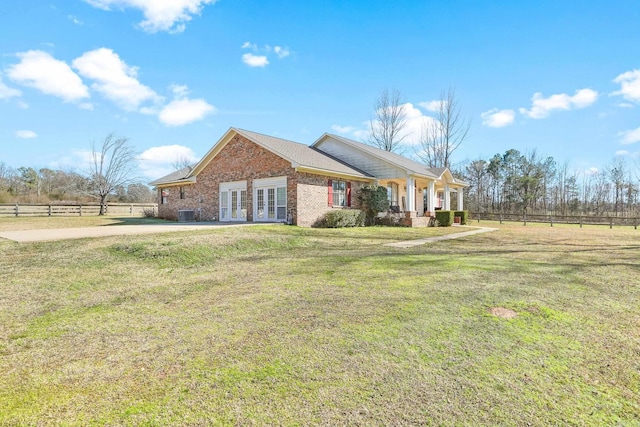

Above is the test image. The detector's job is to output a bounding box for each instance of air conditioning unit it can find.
[178,209,195,222]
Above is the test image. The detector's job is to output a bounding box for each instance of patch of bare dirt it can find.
[490,307,518,319]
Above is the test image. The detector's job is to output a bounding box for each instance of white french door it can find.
[219,181,247,222]
[253,177,287,222]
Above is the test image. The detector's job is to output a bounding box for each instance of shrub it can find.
[357,185,390,226]
[318,209,364,228]
[142,207,157,218]
[435,210,454,227]
[454,210,468,225]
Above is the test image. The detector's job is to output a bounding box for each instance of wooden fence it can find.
[0,203,158,217]
[471,212,639,229]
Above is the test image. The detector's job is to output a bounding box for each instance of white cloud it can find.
[331,125,356,134]
[83,0,216,33]
[0,75,22,99]
[585,167,600,175]
[274,46,290,58]
[73,48,161,111]
[157,84,215,126]
[519,88,598,119]
[6,50,90,102]
[242,53,269,68]
[139,144,198,163]
[481,108,515,128]
[241,41,257,50]
[615,150,629,156]
[418,100,446,112]
[241,42,291,66]
[138,144,199,178]
[159,99,215,126]
[68,15,84,25]
[16,130,37,139]
[618,127,640,145]
[612,69,640,103]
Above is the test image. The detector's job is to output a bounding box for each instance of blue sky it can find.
[1,0,639,180]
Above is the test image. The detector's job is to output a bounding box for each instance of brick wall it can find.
[156,133,369,226]
[296,173,368,227]
[157,134,297,222]
[157,185,199,221]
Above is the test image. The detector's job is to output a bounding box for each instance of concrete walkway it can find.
[0,222,260,243]
[384,226,499,248]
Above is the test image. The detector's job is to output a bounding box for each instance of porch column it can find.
[457,188,464,210]
[427,181,435,213]
[406,177,415,211]
[444,184,450,210]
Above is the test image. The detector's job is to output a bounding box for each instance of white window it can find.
[332,180,346,207]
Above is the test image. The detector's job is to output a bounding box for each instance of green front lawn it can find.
[0,221,638,425]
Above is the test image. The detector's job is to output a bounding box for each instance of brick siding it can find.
[156,133,370,226]
[296,173,367,227]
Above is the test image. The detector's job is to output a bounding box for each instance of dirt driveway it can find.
[0,222,260,243]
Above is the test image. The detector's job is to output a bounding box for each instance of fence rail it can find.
[471,212,639,229]
[0,203,158,217]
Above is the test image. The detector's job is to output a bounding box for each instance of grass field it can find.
[0,219,638,425]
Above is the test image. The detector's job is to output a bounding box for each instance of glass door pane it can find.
[267,188,275,219]
[257,189,264,219]
[231,191,238,219]
[240,190,247,219]
[220,191,228,221]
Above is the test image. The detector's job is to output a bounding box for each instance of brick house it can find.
[150,128,468,227]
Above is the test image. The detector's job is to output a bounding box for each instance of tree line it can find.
[366,87,639,218]
[0,134,154,208]
[459,150,639,217]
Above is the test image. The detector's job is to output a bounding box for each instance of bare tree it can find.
[367,88,407,152]
[171,155,195,172]
[87,134,138,215]
[417,86,470,168]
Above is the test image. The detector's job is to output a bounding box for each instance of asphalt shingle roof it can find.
[233,128,373,178]
[148,166,193,186]
[321,133,440,178]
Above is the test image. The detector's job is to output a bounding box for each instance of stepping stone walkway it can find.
[384,226,498,248]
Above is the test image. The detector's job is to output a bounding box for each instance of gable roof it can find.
[314,133,438,178]
[150,128,373,186]
[148,166,195,187]
[233,128,373,178]
[313,133,469,186]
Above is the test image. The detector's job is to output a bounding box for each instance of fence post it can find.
[634,218,637,230]
[79,205,82,216]
[550,215,553,227]
[130,204,133,215]
[523,212,527,226]
[609,218,613,229]
[48,205,52,216]
[14,203,18,217]
[580,216,583,228]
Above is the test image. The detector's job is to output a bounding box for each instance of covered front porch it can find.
[378,172,466,218]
